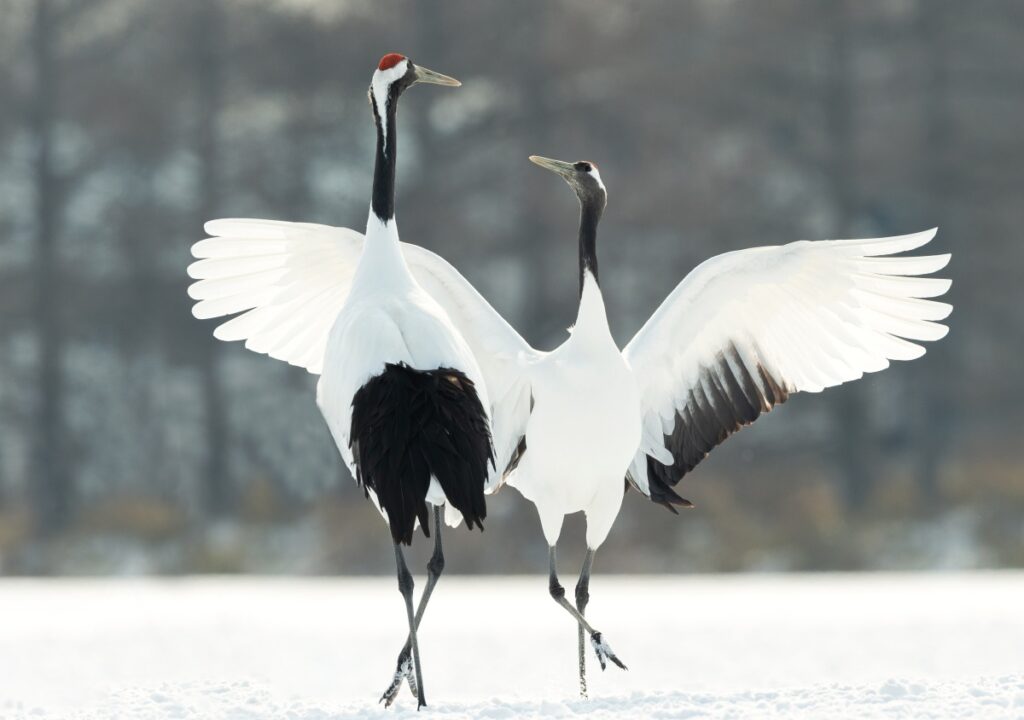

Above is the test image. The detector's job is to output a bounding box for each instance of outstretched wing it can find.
[187,218,537,486]
[622,228,952,510]
[188,219,363,374]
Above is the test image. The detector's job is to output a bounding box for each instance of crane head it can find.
[529,156,607,207]
[369,54,460,117]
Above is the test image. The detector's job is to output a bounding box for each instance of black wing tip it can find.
[648,476,694,514]
[654,495,694,514]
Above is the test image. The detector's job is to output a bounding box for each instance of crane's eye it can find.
[574,161,592,172]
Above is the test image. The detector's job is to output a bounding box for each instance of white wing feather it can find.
[188,219,361,375]
[187,218,538,484]
[623,228,952,498]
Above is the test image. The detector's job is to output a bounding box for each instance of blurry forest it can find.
[1,0,1022,575]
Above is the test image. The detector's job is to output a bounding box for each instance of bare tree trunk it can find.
[30,0,72,536]
[411,0,445,226]
[193,0,231,517]
[518,0,558,344]
[825,0,873,512]
[915,0,952,509]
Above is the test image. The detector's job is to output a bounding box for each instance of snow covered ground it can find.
[1,573,1022,719]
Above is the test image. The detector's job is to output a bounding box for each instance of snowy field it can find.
[1,573,1023,719]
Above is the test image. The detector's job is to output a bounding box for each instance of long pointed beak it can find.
[529,155,575,178]
[413,65,461,87]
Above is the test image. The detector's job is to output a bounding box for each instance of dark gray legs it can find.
[393,543,426,709]
[547,545,598,631]
[381,507,445,709]
[575,549,594,697]
[547,545,626,697]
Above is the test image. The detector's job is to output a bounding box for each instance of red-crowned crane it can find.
[188,54,496,710]
[509,155,951,695]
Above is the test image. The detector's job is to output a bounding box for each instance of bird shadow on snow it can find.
[98,674,1024,720]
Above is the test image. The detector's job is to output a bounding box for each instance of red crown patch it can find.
[378,53,406,71]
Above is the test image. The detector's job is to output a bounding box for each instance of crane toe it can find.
[379,652,416,708]
[590,632,627,671]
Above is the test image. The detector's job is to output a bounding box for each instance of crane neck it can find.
[571,193,611,343]
[356,83,416,293]
[370,87,399,223]
[577,193,604,299]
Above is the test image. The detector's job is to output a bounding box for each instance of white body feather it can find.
[506,273,641,548]
[190,213,492,530]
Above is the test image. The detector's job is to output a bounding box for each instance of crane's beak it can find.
[529,155,575,179]
[413,65,461,87]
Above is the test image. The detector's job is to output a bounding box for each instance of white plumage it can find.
[189,219,362,373]
[187,217,532,492]
[505,271,640,550]
[624,228,951,496]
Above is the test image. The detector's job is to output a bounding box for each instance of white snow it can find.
[1,573,1023,719]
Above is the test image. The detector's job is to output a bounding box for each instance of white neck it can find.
[570,270,613,346]
[352,212,416,294]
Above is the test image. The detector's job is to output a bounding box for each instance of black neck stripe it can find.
[578,193,604,298]
[370,83,401,222]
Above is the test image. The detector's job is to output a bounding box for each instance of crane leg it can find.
[548,546,626,680]
[575,548,595,697]
[381,506,445,708]
[392,542,426,709]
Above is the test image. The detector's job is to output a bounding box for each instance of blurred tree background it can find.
[0,0,1021,575]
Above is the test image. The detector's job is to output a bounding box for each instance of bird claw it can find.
[379,653,416,708]
[590,632,627,671]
